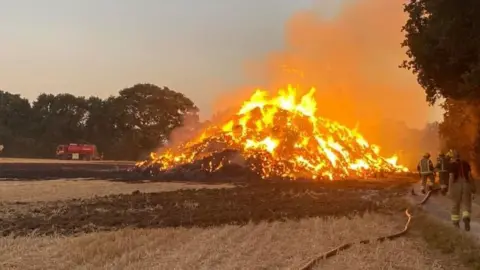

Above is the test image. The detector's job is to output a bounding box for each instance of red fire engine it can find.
[56,143,101,160]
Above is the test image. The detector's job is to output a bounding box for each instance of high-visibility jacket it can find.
[417,158,434,175]
[436,156,450,172]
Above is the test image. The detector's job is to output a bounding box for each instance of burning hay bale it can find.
[134,85,409,181]
[135,149,257,181]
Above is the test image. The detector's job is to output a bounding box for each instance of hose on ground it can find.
[298,188,435,270]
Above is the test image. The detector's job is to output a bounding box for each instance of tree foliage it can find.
[402,0,480,171]
[0,84,199,160]
[438,99,480,165]
[402,0,480,104]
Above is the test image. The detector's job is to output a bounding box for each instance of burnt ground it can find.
[0,160,255,183]
[0,161,134,180]
[0,160,417,237]
[0,177,415,237]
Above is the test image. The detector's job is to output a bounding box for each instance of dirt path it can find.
[408,183,480,240]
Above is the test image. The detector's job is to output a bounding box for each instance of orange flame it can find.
[138,84,408,180]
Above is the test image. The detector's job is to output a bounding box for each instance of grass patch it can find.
[0,213,450,270]
[413,211,480,269]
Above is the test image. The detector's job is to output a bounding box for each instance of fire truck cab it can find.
[56,143,101,160]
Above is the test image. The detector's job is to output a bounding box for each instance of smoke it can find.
[213,0,440,166]
[165,110,202,148]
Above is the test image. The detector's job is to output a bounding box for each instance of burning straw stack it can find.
[132,145,262,182]
[131,85,409,181]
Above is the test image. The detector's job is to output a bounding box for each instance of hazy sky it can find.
[1,0,441,125]
[0,0,351,115]
[0,1,309,107]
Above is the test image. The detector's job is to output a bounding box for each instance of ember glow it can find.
[137,85,408,180]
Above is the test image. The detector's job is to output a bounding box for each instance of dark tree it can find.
[402,0,480,170]
[31,93,88,156]
[110,84,198,159]
[0,84,199,160]
[402,0,480,104]
[83,96,118,158]
[438,99,479,159]
[0,91,33,156]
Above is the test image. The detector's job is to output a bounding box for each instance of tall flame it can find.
[138,85,408,180]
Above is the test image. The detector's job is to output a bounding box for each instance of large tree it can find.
[402,0,480,169]
[0,91,33,156]
[402,0,480,104]
[31,93,89,156]
[106,84,199,159]
[82,96,118,158]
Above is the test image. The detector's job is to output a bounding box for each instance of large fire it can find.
[137,85,408,180]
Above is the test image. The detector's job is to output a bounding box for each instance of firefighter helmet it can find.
[452,150,460,159]
[423,152,431,158]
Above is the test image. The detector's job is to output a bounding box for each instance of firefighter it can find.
[436,151,450,195]
[449,151,476,231]
[417,152,435,194]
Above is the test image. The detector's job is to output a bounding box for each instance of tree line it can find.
[403,0,480,171]
[0,83,200,160]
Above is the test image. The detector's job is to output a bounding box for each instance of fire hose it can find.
[298,188,435,270]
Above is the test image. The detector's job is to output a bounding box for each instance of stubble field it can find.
[0,159,468,269]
